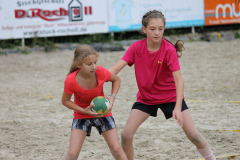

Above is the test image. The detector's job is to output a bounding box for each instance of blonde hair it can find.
[142,10,184,58]
[68,45,99,75]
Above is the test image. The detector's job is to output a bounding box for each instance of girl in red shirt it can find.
[110,10,216,160]
[62,45,127,160]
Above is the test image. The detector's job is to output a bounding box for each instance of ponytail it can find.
[68,64,78,75]
[164,38,184,58]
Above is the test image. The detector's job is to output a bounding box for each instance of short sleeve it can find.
[64,77,74,94]
[102,66,111,81]
[121,43,135,66]
[97,66,111,82]
[165,48,180,72]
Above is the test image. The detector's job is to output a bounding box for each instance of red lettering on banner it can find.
[15,8,68,21]
[2,26,14,30]
[84,6,87,15]
[43,10,51,17]
[15,10,26,18]
[59,8,67,16]
[14,6,93,21]
[89,6,92,14]
[84,6,92,15]
[52,10,59,16]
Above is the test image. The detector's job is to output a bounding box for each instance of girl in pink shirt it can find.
[62,45,127,160]
[110,10,216,160]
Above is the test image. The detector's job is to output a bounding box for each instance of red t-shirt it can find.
[122,38,183,105]
[64,66,112,119]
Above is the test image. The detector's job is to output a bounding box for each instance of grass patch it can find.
[0,51,7,55]
[234,31,240,38]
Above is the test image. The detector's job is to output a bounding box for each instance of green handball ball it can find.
[91,96,110,115]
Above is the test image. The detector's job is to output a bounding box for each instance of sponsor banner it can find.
[108,0,205,32]
[205,0,240,25]
[0,0,108,40]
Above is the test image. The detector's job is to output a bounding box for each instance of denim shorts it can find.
[132,99,188,119]
[71,116,116,136]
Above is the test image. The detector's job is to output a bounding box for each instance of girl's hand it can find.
[84,103,103,118]
[172,108,183,127]
[105,95,115,113]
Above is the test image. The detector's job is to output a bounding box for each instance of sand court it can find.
[0,39,239,160]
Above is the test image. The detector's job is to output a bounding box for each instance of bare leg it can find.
[182,109,207,148]
[102,128,127,160]
[182,109,216,160]
[121,109,150,160]
[65,129,87,160]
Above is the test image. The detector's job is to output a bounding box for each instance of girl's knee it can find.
[121,130,134,141]
[110,145,123,154]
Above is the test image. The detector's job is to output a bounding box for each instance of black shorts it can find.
[132,99,188,119]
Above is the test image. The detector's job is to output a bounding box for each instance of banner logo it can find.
[68,0,83,21]
[205,0,240,25]
[14,0,92,22]
[215,3,240,18]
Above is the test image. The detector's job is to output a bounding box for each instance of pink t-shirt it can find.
[64,66,112,119]
[121,38,182,105]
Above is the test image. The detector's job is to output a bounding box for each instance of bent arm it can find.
[106,61,125,111]
[62,92,103,117]
[62,92,86,113]
[109,59,128,75]
[106,72,120,110]
[109,73,121,96]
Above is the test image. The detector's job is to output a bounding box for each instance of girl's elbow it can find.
[61,99,66,106]
[62,98,68,106]
[116,75,121,82]
[112,76,121,87]
[115,76,121,85]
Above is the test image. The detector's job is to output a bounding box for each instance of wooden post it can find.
[21,38,25,48]
[191,25,195,34]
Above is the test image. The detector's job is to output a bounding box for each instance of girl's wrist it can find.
[109,94,117,99]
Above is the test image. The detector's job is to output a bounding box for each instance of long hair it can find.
[68,45,99,75]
